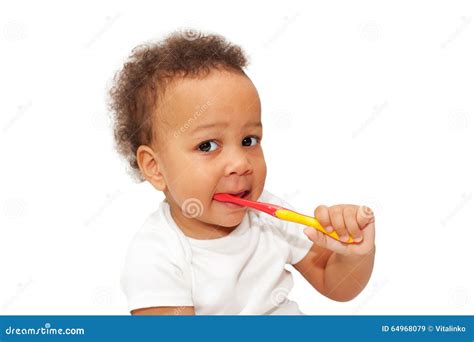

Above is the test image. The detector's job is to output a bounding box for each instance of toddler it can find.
[109,30,376,315]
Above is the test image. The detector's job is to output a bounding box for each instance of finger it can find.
[343,206,363,243]
[314,205,332,232]
[363,222,376,246]
[356,205,375,228]
[348,221,376,256]
[303,227,327,249]
[329,206,349,242]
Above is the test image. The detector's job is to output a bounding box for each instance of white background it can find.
[1,0,473,315]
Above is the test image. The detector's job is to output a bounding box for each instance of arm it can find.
[293,243,375,301]
[131,306,195,315]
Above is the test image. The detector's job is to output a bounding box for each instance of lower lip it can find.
[217,201,245,210]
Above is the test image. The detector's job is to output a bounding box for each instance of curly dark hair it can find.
[108,30,249,181]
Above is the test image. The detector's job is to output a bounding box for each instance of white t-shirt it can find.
[120,189,314,315]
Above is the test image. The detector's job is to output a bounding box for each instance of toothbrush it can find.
[213,193,355,244]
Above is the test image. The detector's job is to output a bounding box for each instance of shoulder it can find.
[123,202,188,268]
[120,203,194,311]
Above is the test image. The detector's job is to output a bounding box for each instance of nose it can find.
[224,146,252,176]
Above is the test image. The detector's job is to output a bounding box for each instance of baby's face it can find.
[152,69,266,228]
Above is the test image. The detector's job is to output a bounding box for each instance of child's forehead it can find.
[158,69,261,130]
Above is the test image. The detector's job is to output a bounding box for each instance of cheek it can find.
[254,154,267,182]
[260,159,267,178]
[248,156,267,200]
[173,162,219,200]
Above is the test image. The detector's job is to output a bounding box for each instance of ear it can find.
[136,145,167,191]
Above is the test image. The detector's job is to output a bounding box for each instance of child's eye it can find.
[242,136,259,147]
[198,140,218,153]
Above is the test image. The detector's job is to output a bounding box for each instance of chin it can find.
[213,211,246,228]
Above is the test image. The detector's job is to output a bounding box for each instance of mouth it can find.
[225,190,251,199]
[213,189,251,209]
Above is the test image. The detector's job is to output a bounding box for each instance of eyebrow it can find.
[191,121,262,133]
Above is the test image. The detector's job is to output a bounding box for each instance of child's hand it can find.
[303,204,375,256]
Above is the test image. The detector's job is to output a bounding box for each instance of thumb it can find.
[304,227,350,255]
[303,227,330,249]
[303,227,328,248]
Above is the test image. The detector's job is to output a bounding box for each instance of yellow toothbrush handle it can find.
[275,209,354,243]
